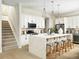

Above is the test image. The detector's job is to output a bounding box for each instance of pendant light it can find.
[42,8,46,17]
[57,4,60,24]
[42,0,46,17]
[51,0,54,15]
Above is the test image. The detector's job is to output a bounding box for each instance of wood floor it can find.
[56,44,79,59]
[0,47,40,59]
[0,44,79,59]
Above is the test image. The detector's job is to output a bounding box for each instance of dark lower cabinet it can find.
[73,34,79,44]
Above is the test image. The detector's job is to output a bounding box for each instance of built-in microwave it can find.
[28,23,36,28]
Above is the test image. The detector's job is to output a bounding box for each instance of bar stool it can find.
[70,35,74,49]
[61,36,67,53]
[55,37,62,56]
[67,35,74,50]
[57,36,65,55]
[58,36,64,54]
[46,38,56,54]
[46,39,52,56]
[51,37,57,58]
[46,38,57,59]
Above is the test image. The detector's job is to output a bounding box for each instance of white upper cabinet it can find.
[20,14,45,29]
[64,16,79,28]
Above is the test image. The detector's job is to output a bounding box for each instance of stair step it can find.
[2,21,8,22]
[2,29,12,31]
[2,30,12,33]
[2,22,9,24]
[2,24,10,26]
[2,27,11,28]
[2,36,14,39]
[2,34,14,37]
[2,37,15,39]
[2,21,17,52]
[2,24,9,26]
[2,21,9,24]
[2,30,12,32]
[2,21,8,24]
[2,22,8,24]
[2,27,11,30]
[2,37,14,40]
[2,41,17,46]
[2,45,17,51]
[2,23,10,26]
[2,23,9,25]
[2,33,13,35]
[3,44,17,49]
[3,30,12,32]
[2,38,16,42]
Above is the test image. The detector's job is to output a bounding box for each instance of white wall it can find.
[1,4,20,48]
[0,0,2,20]
[48,15,55,28]
[0,21,2,53]
[0,0,2,53]
[1,5,19,47]
[55,17,64,24]
[7,5,19,47]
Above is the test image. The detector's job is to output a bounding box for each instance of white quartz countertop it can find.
[31,34,72,39]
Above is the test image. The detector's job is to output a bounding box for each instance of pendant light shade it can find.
[42,8,46,17]
[57,4,61,24]
[42,0,47,17]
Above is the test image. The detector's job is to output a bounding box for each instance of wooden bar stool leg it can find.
[72,42,74,48]
[52,45,57,59]
[70,42,74,49]
[66,40,69,52]
[65,42,67,52]
[67,39,71,51]
[55,42,61,56]
[46,45,52,56]
[59,44,61,56]
[62,41,65,53]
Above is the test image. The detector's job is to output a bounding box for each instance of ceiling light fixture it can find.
[57,4,61,24]
[51,0,54,15]
[42,0,47,17]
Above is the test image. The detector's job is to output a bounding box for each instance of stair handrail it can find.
[7,17,19,48]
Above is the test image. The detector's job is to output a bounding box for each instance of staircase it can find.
[2,21,17,51]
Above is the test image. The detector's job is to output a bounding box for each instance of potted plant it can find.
[50,26,58,34]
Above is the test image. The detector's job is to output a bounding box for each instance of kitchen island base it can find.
[29,34,74,59]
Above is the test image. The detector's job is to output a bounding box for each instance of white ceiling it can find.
[2,0,79,16]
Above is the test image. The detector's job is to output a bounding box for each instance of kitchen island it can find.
[29,34,73,59]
